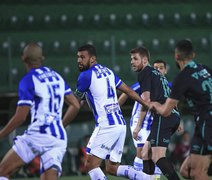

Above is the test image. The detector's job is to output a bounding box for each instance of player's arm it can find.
[118,93,128,106]
[151,98,179,117]
[63,93,80,127]
[133,91,150,140]
[0,105,30,138]
[118,82,149,109]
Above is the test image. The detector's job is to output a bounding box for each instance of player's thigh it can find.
[109,125,126,163]
[180,156,191,178]
[190,154,211,174]
[0,148,25,175]
[40,140,66,177]
[151,146,166,163]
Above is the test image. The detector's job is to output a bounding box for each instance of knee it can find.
[105,164,118,176]
[179,167,190,179]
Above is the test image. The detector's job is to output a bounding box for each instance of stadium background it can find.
[0,0,212,179]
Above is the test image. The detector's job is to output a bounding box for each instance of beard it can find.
[78,63,90,72]
[131,66,140,72]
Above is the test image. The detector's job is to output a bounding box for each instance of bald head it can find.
[22,42,44,66]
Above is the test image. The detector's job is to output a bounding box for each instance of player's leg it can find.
[152,146,180,180]
[0,148,25,177]
[86,154,103,171]
[133,147,143,171]
[149,113,180,180]
[85,126,111,179]
[40,168,58,180]
[180,155,191,179]
[131,125,149,171]
[142,141,155,175]
[106,126,151,180]
[190,154,211,180]
[106,159,151,180]
[40,138,67,180]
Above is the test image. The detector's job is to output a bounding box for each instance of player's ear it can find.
[143,56,149,64]
[175,53,181,61]
[90,56,96,63]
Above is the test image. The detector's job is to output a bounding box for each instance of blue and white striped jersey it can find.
[17,66,72,140]
[130,82,152,131]
[76,64,126,126]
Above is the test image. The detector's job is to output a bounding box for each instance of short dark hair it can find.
[78,44,97,57]
[153,59,167,68]
[130,46,150,61]
[175,39,193,59]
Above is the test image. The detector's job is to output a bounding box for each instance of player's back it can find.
[18,66,68,139]
[174,62,212,113]
[86,64,125,126]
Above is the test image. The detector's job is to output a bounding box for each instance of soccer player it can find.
[151,39,212,180]
[73,44,151,180]
[118,59,170,179]
[0,42,80,180]
[130,46,181,180]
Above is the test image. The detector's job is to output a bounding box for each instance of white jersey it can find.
[129,82,153,147]
[76,64,126,126]
[17,66,72,140]
[130,82,152,131]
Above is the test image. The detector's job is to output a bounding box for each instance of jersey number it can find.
[202,78,212,103]
[48,84,61,113]
[106,78,115,99]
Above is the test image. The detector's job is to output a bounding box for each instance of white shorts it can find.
[12,133,67,176]
[130,118,151,148]
[87,125,126,163]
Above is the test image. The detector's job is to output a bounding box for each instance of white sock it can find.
[0,177,9,180]
[88,167,107,180]
[133,157,143,171]
[117,165,152,180]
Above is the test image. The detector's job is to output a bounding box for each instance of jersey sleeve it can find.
[131,82,141,94]
[64,82,73,95]
[114,73,122,88]
[138,67,151,93]
[17,75,35,106]
[75,71,91,99]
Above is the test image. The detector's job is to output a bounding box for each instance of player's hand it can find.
[149,101,161,112]
[133,127,140,140]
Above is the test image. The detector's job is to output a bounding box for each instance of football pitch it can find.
[12,174,190,180]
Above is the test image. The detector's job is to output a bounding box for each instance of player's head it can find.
[21,42,44,70]
[77,44,97,72]
[175,39,195,62]
[153,59,167,76]
[130,46,150,72]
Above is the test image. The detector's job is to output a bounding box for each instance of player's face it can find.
[130,53,144,72]
[153,63,167,75]
[77,50,92,72]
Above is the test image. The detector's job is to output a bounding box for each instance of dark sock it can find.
[143,160,155,175]
[156,157,180,180]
